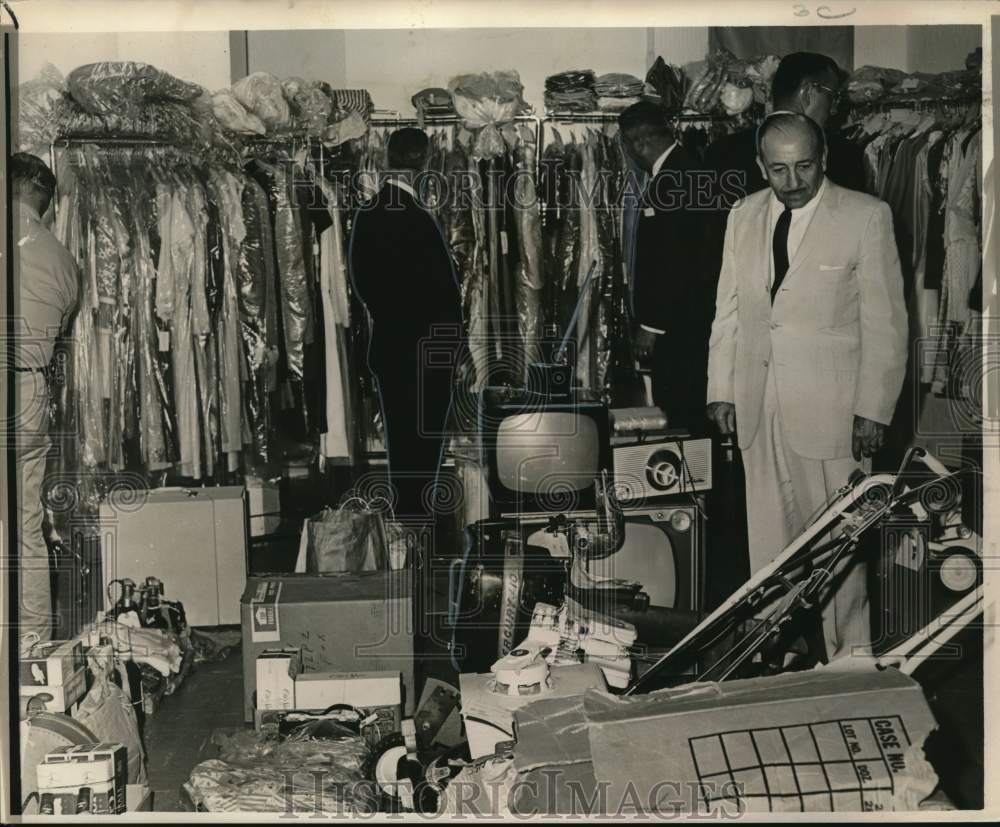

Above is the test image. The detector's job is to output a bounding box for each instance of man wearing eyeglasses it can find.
[705,52,865,213]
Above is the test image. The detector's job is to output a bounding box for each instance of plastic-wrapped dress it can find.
[56,160,105,469]
[554,141,583,347]
[184,181,216,478]
[237,177,274,465]
[513,135,544,368]
[159,179,201,479]
[574,134,601,390]
[465,147,490,392]
[208,169,247,468]
[269,162,314,380]
[101,162,137,470]
[130,168,172,470]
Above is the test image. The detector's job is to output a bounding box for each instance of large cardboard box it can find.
[99,486,247,626]
[241,572,414,722]
[584,668,939,816]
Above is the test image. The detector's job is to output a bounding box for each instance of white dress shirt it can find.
[650,141,678,180]
[767,177,827,290]
[640,141,679,336]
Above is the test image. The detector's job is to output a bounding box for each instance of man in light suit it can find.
[706,113,908,661]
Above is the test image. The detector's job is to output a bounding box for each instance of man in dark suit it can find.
[705,52,865,213]
[619,102,711,436]
[348,128,463,523]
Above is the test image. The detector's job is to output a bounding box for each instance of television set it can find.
[479,387,612,518]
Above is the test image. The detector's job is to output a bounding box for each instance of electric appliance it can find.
[448,502,705,676]
[612,436,713,502]
[478,387,612,518]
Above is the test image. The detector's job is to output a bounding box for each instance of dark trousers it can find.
[650,333,710,438]
[373,361,455,524]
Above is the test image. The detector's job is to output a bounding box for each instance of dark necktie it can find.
[771,207,792,304]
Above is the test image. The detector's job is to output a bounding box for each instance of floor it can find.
[139,465,985,812]
[143,650,245,811]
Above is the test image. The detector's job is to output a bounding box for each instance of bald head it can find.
[756,113,827,209]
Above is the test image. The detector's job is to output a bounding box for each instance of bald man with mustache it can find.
[706,113,908,662]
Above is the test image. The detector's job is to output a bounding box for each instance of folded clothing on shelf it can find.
[594,73,645,98]
[545,69,599,113]
[597,95,642,112]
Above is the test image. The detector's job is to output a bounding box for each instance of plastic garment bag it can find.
[66,61,202,120]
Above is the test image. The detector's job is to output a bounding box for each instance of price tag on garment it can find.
[157,329,170,352]
[500,230,509,255]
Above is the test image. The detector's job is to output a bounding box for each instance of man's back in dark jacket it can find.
[634,143,713,434]
[349,182,463,517]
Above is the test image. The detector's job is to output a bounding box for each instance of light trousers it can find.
[741,367,871,662]
[15,372,53,645]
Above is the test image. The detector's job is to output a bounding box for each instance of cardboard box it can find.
[293,670,402,731]
[20,666,86,713]
[20,640,85,687]
[256,647,302,711]
[584,668,939,815]
[37,743,127,815]
[240,572,414,722]
[459,662,606,759]
[510,694,598,816]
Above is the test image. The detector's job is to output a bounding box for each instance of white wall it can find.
[907,25,980,74]
[650,27,710,69]
[18,31,232,89]
[342,28,647,115]
[854,24,978,73]
[247,30,347,86]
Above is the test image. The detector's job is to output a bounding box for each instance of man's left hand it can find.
[852,416,886,461]
[634,327,658,363]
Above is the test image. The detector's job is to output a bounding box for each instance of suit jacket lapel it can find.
[751,194,771,297]
[785,180,836,280]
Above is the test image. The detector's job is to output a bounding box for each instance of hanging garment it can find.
[317,178,353,462]
[162,179,201,479]
[513,136,544,368]
[208,169,247,461]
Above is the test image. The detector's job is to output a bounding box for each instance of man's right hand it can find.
[706,402,737,436]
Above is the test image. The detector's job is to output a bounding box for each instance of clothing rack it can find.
[846,93,981,113]
[49,136,196,220]
[543,110,734,123]
[367,113,543,177]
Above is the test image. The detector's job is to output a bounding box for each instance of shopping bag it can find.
[305,499,390,573]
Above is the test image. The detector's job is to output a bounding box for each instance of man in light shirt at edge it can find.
[9,153,80,647]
